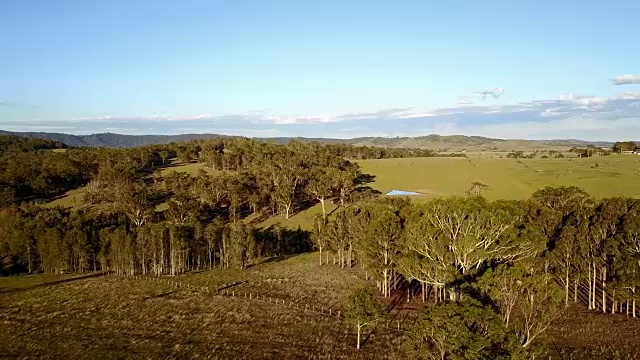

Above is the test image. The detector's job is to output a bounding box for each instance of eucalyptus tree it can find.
[400,203,455,303]
[405,298,526,360]
[204,219,225,269]
[114,182,155,228]
[223,222,255,269]
[306,167,336,218]
[513,266,564,348]
[554,208,591,307]
[618,206,640,317]
[311,215,330,265]
[531,186,592,218]
[356,202,404,297]
[165,192,201,225]
[345,287,386,350]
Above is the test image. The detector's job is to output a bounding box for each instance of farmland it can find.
[358,155,640,200]
[2,253,640,359]
[0,254,405,359]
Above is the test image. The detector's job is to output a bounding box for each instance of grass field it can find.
[2,253,639,359]
[0,254,405,359]
[357,155,640,200]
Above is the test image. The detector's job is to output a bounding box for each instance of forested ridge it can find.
[3,133,640,358]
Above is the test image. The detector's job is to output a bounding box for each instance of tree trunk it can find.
[320,198,326,218]
[611,290,616,315]
[627,299,630,316]
[357,325,361,349]
[565,268,569,307]
[383,269,388,297]
[588,266,592,310]
[319,248,323,266]
[602,267,606,313]
[574,280,578,303]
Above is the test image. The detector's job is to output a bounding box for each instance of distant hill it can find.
[0,131,238,148]
[0,130,615,151]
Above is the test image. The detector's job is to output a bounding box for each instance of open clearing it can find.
[357,155,640,200]
[0,254,404,359]
[1,253,638,359]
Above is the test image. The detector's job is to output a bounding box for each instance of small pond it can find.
[385,190,422,196]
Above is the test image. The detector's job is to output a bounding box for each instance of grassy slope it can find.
[1,253,639,359]
[0,254,405,359]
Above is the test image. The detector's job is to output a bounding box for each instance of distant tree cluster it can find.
[612,141,638,154]
[570,145,611,158]
[0,135,66,154]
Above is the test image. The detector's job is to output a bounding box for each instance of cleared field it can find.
[45,188,89,208]
[0,255,404,359]
[159,161,219,177]
[2,253,639,359]
[357,155,640,200]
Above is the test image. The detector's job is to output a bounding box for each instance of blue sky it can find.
[1,0,639,140]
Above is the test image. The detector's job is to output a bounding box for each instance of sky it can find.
[1,0,639,140]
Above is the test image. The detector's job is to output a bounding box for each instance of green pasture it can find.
[357,155,640,200]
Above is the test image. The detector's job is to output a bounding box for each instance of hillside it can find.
[0,130,614,150]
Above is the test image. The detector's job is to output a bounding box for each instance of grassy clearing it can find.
[159,161,219,177]
[357,155,640,200]
[45,188,89,208]
[0,263,404,359]
[178,253,365,313]
[0,273,78,292]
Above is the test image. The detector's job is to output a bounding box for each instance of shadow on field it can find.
[251,254,303,267]
[0,271,108,295]
[144,291,178,300]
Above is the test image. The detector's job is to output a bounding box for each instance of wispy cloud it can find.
[456,96,473,105]
[477,88,504,99]
[611,74,640,85]
[3,90,640,140]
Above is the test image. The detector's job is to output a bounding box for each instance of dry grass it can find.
[3,253,640,359]
[0,271,404,359]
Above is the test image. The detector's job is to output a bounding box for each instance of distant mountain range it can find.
[0,130,616,151]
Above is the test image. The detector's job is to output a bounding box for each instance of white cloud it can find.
[4,90,640,140]
[611,74,640,85]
